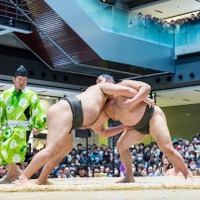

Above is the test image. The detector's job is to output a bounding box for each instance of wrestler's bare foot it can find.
[15,178,37,186]
[116,177,135,183]
[36,179,53,185]
[184,174,194,184]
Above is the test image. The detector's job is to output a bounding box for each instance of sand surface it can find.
[0,176,200,200]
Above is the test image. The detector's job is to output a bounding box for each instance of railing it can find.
[74,0,200,55]
[0,0,31,23]
[175,19,200,55]
[74,0,174,47]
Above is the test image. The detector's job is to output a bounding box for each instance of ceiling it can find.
[130,0,200,19]
[156,85,200,107]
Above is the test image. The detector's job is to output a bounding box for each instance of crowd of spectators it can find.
[130,11,200,32]
[1,133,200,180]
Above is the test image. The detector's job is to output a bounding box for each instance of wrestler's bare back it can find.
[104,95,147,126]
[76,85,108,126]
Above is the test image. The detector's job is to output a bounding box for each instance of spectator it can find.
[188,159,198,176]
[76,165,88,177]
[68,148,79,164]
[138,143,145,154]
[105,166,113,177]
[135,153,146,167]
[64,166,73,178]
[136,162,146,177]
[101,150,111,166]
[69,160,76,171]
[165,166,184,176]
[0,165,6,179]
[197,12,200,19]
[145,154,157,169]
[57,166,66,178]
[76,143,84,160]
[130,12,143,26]
[189,13,197,22]
[69,169,76,178]
[150,142,161,163]
[89,147,101,167]
[140,168,148,177]
[185,149,197,163]
[154,157,172,176]
[93,165,100,177]
[113,166,121,177]
[143,145,152,162]
[147,165,154,177]
[99,165,105,174]
[131,147,138,161]
[87,166,93,177]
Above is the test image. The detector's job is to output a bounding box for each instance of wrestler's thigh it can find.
[117,130,146,148]
[149,107,172,147]
[45,102,73,149]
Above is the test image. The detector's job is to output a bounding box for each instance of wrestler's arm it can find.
[90,110,125,138]
[92,125,125,138]
[99,83,137,98]
[118,80,153,109]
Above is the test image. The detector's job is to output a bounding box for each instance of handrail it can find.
[75,0,200,55]
[8,0,138,77]
[0,0,31,22]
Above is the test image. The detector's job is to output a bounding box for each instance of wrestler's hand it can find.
[31,127,39,135]
[144,97,155,108]
[123,125,132,130]
[122,99,135,110]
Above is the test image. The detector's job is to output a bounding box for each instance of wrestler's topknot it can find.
[100,74,116,83]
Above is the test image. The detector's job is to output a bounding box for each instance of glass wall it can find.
[75,0,174,47]
[75,0,200,56]
[175,20,200,56]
